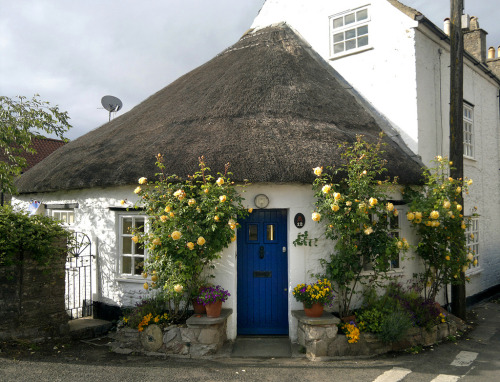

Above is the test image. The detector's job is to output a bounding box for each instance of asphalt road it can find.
[1,299,499,382]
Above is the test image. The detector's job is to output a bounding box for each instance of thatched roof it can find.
[17,23,423,194]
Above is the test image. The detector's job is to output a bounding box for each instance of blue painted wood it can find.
[237,209,288,335]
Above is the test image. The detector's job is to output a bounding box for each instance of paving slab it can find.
[231,336,292,358]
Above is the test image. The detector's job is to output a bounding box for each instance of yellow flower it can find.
[214,215,220,222]
[313,167,323,176]
[138,177,147,184]
[432,221,440,227]
[152,237,161,246]
[322,185,331,194]
[174,189,186,200]
[132,236,139,243]
[151,274,158,282]
[362,170,367,175]
[120,200,126,205]
[461,222,466,229]
[393,209,399,217]
[331,204,339,212]
[345,201,352,207]
[462,266,469,273]
[231,235,236,242]
[334,192,341,200]
[174,284,183,293]
[160,215,168,222]
[430,210,439,220]
[171,231,182,240]
[443,200,451,209]
[164,205,171,213]
[467,253,474,261]
[436,155,442,161]
[397,241,403,249]
[188,199,196,206]
[470,233,474,240]
[456,187,462,194]
[386,202,394,212]
[415,212,422,220]
[216,177,224,186]
[445,255,450,261]
[154,316,160,323]
[369,197,378,206]
[473,259,478,266]
[219,195,227,203]
[134,186,141,194]
[364,227,373,235]
[407,212,415,221]
[467,179,473,186]
[312,212,321,222]
[197,236,206,246]
[142,272,148,278]
[456,204,462,211]
[204,188,209,194]
[248,208,253,213]
[143,283,149,290]
[187,242,195,250]
[169,212,175,217]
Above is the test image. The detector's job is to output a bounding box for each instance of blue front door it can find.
[237,209,288,335]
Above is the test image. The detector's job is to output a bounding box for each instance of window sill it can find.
[464,156,476,162]
[329,46,373,61]
[116,277,147,284]
[360,269,404,277]
[466,267,482,277]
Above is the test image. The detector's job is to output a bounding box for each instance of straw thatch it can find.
[17,23,422,194]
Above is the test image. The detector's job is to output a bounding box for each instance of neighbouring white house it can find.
[12,0,500,342]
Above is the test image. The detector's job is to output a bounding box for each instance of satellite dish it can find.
[101,95,123,121]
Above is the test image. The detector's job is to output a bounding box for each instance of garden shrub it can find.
[378,309,412,343]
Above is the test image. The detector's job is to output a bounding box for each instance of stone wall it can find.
[110,309,231,358]
[0,246,68,341]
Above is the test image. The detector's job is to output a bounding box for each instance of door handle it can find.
[259,246,265,259]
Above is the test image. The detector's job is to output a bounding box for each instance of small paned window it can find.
[330,6,370,57]
[463,104,474,158]
[249,224,258,241]
[119,215,147,276]
[466,217,479,272]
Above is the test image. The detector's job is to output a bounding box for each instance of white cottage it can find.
[13,0,500,341]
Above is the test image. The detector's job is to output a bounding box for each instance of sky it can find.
[1,0,499,141]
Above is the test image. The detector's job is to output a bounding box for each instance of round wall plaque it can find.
[294,213,305,228]
[254,194,269,208]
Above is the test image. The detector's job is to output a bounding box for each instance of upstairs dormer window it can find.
[330,6,370,58]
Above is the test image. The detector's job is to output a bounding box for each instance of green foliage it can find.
[404,157,474,300]
[0,205,70,268]
[121,294,172,331]
[311,134,408,316]
[0,95,71,196]
[293,231,318,247]
[132,155,249,319]
[378,309,412,343]
[356,307,386,333]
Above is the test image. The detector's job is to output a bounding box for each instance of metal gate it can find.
[66,232,93,319]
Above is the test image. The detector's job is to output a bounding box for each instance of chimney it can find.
[463,16,488,63]
[488,47,495,59]
[444,18,451,36]
[487,46,500,80]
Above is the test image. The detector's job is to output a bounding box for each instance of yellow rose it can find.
[425,221,432,226]
[138,177,147,185]
[152,237,161,246]
[322,185,331,194]
[393,209,399,217]
[432,221,440,227]
[197,236,206,246]
[134,186,141,194]
[462,266,469,273]
[397,241,403,249]
[386,203,394,212]
[151,275,158,282]
[188,199,196,206]
[174,284,183,293]
[219,195,227,203]
[369,197,378,206]
[143,283,149,290]
[456,187,461,194]
[120,200,126,205]
[467,252,474,261]
[142,272,148,278]
[362,170,367,175]
[415,212,422,220]
[248,208,253,213]
[312,212,321,222]
[174,189,186,200]
[436,155,442,161]
[231,235,236,242]
[132,236,139,243]
[358,202,366,210]
[171,231,182,240]
[467,179,473,186]
[160,215,168,222]
[430,210,439,219]
[313,167,323,176]
[214,215,220,222]
[204,188,209,194]
[443,200,451,209]
[461,222,466,229]
[364,227,373,235]
[165,205,171,212]
[445,255,450,261]
[473,259,478,266]
[187,242,195,250]
[216,177,224,186]
[346,201,352,206]
[334,192,341,200]
[331,204,339,212]
[407,212,415,221]
[449,161,453,165]
[456,204,462,211]
[169,212,175,218]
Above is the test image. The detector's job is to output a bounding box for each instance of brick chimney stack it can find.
[463,16,488,63]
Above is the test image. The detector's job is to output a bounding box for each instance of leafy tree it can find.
[0,95,71,196]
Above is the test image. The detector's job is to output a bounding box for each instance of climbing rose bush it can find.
[404,156,474,301]
[132,155,249,319]
[311,134,408,317]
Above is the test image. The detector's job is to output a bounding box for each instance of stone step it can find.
[68,317,112,340]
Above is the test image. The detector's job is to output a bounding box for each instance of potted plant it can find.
[293,279,334,317]
[195,285,230,318]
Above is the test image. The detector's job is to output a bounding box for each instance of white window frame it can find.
[48,209,75,226]
[117,213,148,278]
[463,103,474,159]
[465,216,480,274]
[329,5,371,58]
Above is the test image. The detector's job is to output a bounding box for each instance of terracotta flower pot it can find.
[192,299,206,314]
[205,300,223,318]
[304,302,324,317]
